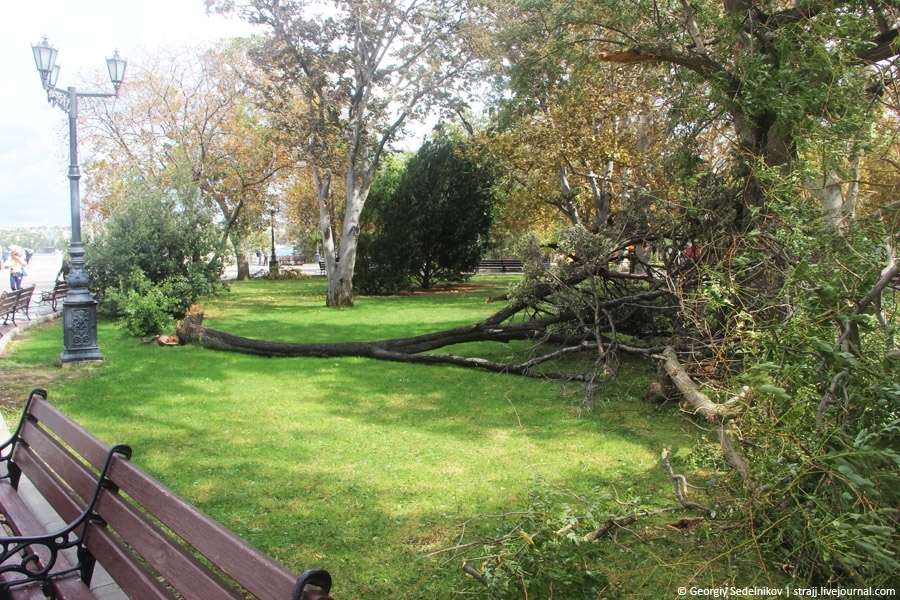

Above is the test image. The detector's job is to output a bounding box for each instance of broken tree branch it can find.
[718,424,751,482]
[661,449,711,512]
[462,563,490,588]
[655,347,729,422]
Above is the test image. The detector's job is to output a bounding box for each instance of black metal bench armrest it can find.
[0,442,132,593]
[0,389,46,487]
[293,569,333,600]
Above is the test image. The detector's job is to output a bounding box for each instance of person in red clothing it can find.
[685,241,700,261]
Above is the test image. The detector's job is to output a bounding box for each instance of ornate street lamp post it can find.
[269,208,279,273]
[31,37,126,363]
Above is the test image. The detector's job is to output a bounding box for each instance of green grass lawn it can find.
[0,278,779,598]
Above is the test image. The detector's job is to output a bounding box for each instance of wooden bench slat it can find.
[94,491,244,600]
[0,479,47,539]
[0,481,53,577]
[6,444,90,542]
[107,460,297,600]
[18,421,102,509]
[14,431,94,525]
[83,527,178,600]
[26,398,112,471]
[47,575,97,600]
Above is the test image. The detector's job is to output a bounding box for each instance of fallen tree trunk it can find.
[192,311,570,357]
[189,320,672,379]
[180,280,676,378]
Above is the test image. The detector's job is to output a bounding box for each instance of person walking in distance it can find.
[8,247,27,290]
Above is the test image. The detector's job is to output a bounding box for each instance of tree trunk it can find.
[226,233,252,281]
[328,259,355,307]
[313,168,347,308]
[235,249,251,281]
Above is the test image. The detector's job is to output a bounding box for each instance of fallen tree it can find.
[181,287,676,379]
[179,234,683,380]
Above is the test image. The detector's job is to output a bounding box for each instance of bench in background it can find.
[0,285,35,329]
[0,290,19,330]
[39,280,68,312]
[477,258,524,274]
[12,285,35,324]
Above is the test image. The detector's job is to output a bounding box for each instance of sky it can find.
[0,1,257,228]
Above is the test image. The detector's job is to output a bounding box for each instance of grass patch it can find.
[0,278,781,598]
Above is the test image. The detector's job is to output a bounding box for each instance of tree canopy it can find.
[81,42,292,281]
[356,134,498,291]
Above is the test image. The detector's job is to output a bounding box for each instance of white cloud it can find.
[0,0,255,227]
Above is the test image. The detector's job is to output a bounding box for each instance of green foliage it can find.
[85,176,226,333]
[355,134,498,292]
[104,270,176,337]
[454,482,610,599]
[691,192,900,586]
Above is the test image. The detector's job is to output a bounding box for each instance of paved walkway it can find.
[0,253,64,354]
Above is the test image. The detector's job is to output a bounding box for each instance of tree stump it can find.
[176,303,205,345]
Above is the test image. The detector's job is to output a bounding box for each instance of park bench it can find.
[0,388,334,600]
[39,280,69,311]
[0,290,19,330]
[12,285,36,324]
[477,258,524,274]
[318,261,326,275]
[1,286,35,329]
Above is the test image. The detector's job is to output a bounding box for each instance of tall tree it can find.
[482,58,675,238]
[81,42,290,280]
[208,0,482,306]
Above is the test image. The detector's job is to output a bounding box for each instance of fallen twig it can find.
[661,449,711,512]
[462,562,489,588]
[586,514,638,541]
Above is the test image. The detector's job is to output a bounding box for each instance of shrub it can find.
[86,176,226,333]
[104,270,176,337]
[355,133,498,292]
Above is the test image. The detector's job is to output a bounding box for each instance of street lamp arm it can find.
[45,87,120,114]
[44,87,72,113]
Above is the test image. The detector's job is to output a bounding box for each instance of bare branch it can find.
[661,449,711,511]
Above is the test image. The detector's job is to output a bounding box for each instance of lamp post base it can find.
[60,300,103,363]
